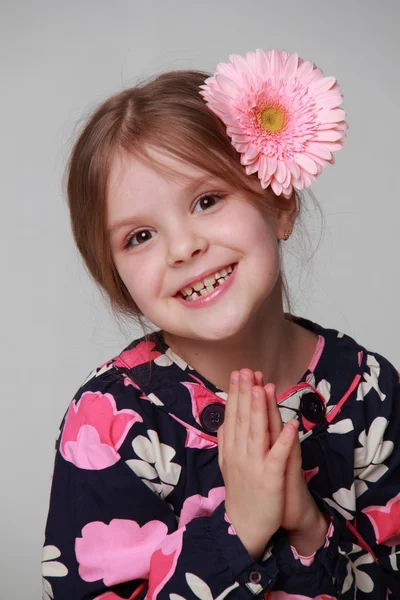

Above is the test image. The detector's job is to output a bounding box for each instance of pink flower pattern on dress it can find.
[76,519,169,586]
[179,487,226,528]
[61,391,142,469]
[147,528,185,600]
[362,492,400,546]
[114,341,162,369]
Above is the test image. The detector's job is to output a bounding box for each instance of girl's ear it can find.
[275,190,297,241]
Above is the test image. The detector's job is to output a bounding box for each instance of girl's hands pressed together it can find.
[217,369,299,561]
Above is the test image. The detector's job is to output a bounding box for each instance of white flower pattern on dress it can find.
[357,354,386,402]
[81,362,114,385]
[169,572,240,600]
[354,416,394,497]
[324,482,356,520]
[126,429,182,499]
[42,545,68,600]
[341,544,375,594]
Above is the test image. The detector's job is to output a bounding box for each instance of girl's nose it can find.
[166,230,209,267]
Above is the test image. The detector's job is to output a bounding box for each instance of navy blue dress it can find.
[42,316,400,599]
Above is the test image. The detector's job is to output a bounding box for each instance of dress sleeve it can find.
[42,369,280,600]
[261,352,400,599]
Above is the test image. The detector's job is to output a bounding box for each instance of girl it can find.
[42,49,400,599]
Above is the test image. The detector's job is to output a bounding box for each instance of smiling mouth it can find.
[177,263,237,301]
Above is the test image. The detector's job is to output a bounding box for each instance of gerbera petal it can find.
[314,129,343,142]
[214,74,241,97]
[260,175,272,189]
[283,168,292,189]
[235,143,250,153]
[286,160,301,180]
[295,153,318,175]
[302,172,313,188]
[230,53,256,80]
[301,67,324,88]
[317,95,344,110]
[305,142,332,160]
[258,155,269,180]
[241,144,260,164]
[282,183,294,199]
[283,52,299,78]
[275,159,287,184]
[323,142,344,152]
[296,60,315,79]
[292,177,304,190]
[245,160,262,176]
[267,49,282,74]
[254,48,270,77]
[266,157,278,178]
[309,76,337,95]
[271,178,283,195]
[336,121,349,131]
[318,108,347,123]
[310,156,329,169]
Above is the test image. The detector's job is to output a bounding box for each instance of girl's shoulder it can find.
[293,315,400,405]
[55,330,181,471]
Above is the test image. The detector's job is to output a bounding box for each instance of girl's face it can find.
[107,147,288,342]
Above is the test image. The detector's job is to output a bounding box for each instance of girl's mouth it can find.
[174,263,238,308]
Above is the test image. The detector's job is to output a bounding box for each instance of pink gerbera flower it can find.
[199,49,347,198]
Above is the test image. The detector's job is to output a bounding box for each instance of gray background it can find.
[1,0,399,597]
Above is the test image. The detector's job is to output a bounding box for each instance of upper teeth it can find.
[180,264,234,297]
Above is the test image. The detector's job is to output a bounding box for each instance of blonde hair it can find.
[66,69,305,337]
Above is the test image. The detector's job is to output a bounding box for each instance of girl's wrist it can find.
[287,511,329,557]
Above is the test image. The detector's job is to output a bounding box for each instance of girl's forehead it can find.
[109,146,213,190]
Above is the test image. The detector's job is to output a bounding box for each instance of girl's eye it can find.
[193,192,222,213]
[123,193,223,249]
[123,229,155,249]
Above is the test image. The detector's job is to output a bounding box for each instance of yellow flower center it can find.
[260,107,284,132]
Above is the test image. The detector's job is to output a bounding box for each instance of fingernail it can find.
[282,422,295,440]
[231,372,239,384]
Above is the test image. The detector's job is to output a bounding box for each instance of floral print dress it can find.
[42,316,400,599]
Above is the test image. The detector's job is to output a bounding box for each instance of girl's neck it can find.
[162,293,318,397]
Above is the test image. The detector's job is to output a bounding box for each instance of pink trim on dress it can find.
[290,519,334,566]
[308,335,325,372]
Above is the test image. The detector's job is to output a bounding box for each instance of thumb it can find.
[266,419,299,475]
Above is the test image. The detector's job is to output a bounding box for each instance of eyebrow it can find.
[107,174,223,237]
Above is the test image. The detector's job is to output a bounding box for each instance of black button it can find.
[249,570,262,584]
[300,392,325,423]
[200,402,225,433]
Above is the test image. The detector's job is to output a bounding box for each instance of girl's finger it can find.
[286,422,303,475]
[264,383,283,446]
[266,419,299,475]
[254,371,264,387]
[247,385,269,460]
[234,369,254,448]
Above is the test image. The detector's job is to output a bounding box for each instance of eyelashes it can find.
[122,192,224,250]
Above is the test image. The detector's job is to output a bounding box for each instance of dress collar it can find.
[112,316,366,439]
